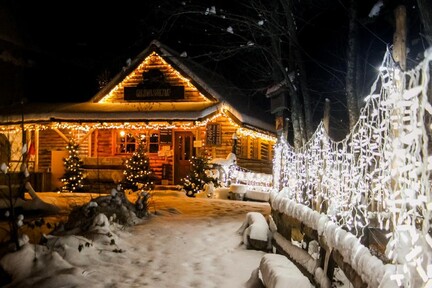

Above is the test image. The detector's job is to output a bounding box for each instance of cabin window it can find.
[260,142,269,160]
[116,131,146,154]
[250,138,259,159]
[149,132,160,153]
[234,137,243,156]
[205,123,222,146]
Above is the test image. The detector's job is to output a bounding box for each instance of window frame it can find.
[115,130,147,155]
[148,131,160,154]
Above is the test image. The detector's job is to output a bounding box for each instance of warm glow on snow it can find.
[0,190,290,287]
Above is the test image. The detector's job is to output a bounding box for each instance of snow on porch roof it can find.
[0,102,275,134]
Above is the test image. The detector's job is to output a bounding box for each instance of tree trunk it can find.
[417,0,432,47]
[346,0,360,129]
[290,92,303,149]
[281,0,311,144]
[297,61,313,140]
[287,42,304,149]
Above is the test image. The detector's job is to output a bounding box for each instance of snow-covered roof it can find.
[0,102,220,124]
[0,40,275,134]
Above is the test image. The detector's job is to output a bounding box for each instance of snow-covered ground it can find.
[0,189,327,288]
[0,188,355,288]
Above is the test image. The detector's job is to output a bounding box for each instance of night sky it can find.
[0,0,426,123]
[4,2,162,103]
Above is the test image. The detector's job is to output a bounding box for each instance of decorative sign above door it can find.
[124,68,184,101]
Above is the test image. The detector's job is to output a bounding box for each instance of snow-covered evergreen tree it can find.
[122,142,155,192]
[60,140,85,192]
[181,156,219,197]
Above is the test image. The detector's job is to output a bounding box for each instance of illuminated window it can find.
[116,131,146,154]
[149,132,159,153]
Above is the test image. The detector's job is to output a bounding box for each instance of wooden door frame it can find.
[173,131,195,185]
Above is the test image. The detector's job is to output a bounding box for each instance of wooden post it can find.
[393,5,407,70]
[195,127,201,157]
[323,98,331,135]
[284,117,289,142]
[231,132,238,155]
[77,128,95,146]
[389,5,407,228]
[34,128,39,172]
[94,130,99,157]
[316,98,331,212]
[53,128,70,144]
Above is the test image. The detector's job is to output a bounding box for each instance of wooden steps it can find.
[153,185,182,191]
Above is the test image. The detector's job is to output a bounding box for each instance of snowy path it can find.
[1,191,278,288]
[116,215,266,287]
[109,192,271,287]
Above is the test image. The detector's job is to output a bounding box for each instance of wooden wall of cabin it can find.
[86,128,173,190]
[199,117,238,160]
[38,129,90,171]
[236,137,273,174]
[33,120,273,192]
[197,116,274,174]
[35,128,90,191]
[105,53,208,104]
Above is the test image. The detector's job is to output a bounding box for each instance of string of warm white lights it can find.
[99,52,209,103]
[0,50,277,145]
[0,109,276,143]
[229,165,273,187]
[273,47,432,287]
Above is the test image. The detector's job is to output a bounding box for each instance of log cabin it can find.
[0,40,276,192]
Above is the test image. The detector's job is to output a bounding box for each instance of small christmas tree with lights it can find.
[122,142,155,192]
[181,155,219,197]
[60,140,85,192]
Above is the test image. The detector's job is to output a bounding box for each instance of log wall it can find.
[32,116,274,192]
[106,53,209,103]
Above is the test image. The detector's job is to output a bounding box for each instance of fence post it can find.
[392,5,407,71]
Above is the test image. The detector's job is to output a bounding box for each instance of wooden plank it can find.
[52,128,70,144]
[393,5,407,70]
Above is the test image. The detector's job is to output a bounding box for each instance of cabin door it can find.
[174,131,195,184]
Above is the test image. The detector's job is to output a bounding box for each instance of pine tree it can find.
[122,142,155,192]
[181,156,219,197]
[60,140,85,192]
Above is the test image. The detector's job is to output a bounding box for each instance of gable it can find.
[96,51,213,105]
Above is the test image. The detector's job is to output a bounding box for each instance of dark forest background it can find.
[0,0,430,140]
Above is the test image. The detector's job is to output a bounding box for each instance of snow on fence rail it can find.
[270,192,395,288]
[272,47,432,287]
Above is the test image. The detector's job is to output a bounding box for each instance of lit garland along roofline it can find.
[153,49,219,102]
[223,105,275,137]
[0,111,277,142]
[92,40,274,134]
[222,108,242,126]
[94,44,218,104]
